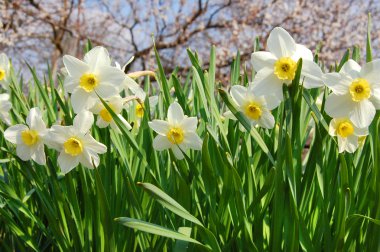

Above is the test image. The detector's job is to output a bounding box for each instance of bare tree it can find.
[1,0,379,81]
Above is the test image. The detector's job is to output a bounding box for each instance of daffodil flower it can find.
[0,93,12,125]
[224,84,279,129]
[328,117,368,153]
[324,59,380,128]
[148,102,202,159]
[91,95,132,133]
[0,53,11,90]
[115,61,147,101]
[47,110,107,174]
[251,27,323,101]
[63,46,125,113]
[4,107,47,165]
[126,95,158,129]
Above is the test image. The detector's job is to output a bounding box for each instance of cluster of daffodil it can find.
[1,26,380,175]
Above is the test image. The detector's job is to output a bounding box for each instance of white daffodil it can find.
[148,102,202,159]
[251,27,323,101]
[224,84,279,130]
[4,107,47,165]
[91,95,131,133]
[328,117,368,153]
[0,93,12,125]
[47,110,107,174]
[127,95,158,128]
[0,53,11,89]
[63,46,125,113]
[324,59,380,128]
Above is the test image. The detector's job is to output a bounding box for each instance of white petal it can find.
[149,96,159,109]
[183,132,202,150]
[328,119,337,137]
[58,152,80,174]
[360,59,380,84]
[350,100,376,128]
[171,145,184,159]
[73,110,94,134]
[63,55,90,78]
[324,94,354,118]
[98,66,125,94]
[230,85,247,107]
[70,88,97,113]
[251,52,277,72]
[153,135,172,151]
[148,120,170,135]
[292,44,313,61]
[180,117,198,132]
[301,60,324,89]
[252,69,284,100]
[341,59,361,78]
[84,46,111,72]
[258,110,275,129]
[82,135,107,154]
[338,135,358,153]
[79,150,100,169]
[370,86,380,109]
[323,73,351,95]
[16,144,32,161]
[223,110,236,120]
[26,107,46,132]
[267,27,296,58]
[64,76,78,93]
[96,117,109,128]
[168,102,185,125]
[262,94,282,110]
[0,53,9,67]
[355,126,369,136]
[4,124,28,144]
[0,93,10,102]
[31,143,46,165]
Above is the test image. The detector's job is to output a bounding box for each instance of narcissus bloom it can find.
[148,102,202,159]
[328,117,368,153]
[47,111,107,174]
[324,59,380,128]
[224,84,279,129]
[127,95,158,128]
[91,95,131,133]
[63,46,125,113]
[0,53,11,89]
[0,93,12,125]
[251,27,323,101]
[4,108,47,165]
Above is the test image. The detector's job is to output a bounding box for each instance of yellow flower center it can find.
[0,68,5,81]
[167,127,184,144]
[274,57,297,81]
[336,120,354,138]
[21,130,39,146]
[135,103,144,118]
[79,73,99,92]
[349,78,371,102]
[99,104,115,123]
[244,102,262,120]
[63,137,83,156]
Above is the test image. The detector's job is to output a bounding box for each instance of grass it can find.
[1,31,380,251]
